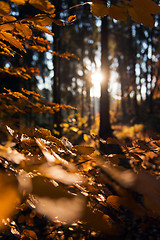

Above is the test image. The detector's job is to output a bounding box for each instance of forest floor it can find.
[1,116,160,240]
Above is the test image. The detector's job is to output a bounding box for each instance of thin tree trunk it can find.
[52,1,62,136]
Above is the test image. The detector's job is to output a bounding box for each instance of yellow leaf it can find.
[29,0,55,14]
[15,23,32,38]
[68,15,77,23]
[109,5,128,21]
[2,15,16,22]
[91,0,109,17]
[9,0,26,5]
[0,1,11,15]
[0,31,26,52]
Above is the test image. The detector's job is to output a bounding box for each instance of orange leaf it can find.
[0,1,11,15]
[26,14,53,26]
[9,0,26,5]
[68,15,77,23]
[33,25,54,36]
[15,23,32,38]
[29,0,55,14]
[0,31,26,52]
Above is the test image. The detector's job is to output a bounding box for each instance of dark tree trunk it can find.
[99,16,112,140]
[99,15,124,155]
[52,1,62,136]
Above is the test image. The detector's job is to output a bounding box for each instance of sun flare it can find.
[91,71,103,98]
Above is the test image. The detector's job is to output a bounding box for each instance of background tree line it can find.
[0,0,160,144]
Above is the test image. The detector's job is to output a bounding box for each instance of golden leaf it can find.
[26,14,53,26]
[29,0,55,14]
[0,2,11,15]
[33,25,54,36]
[9,0,26,5]
[91,0,109,17]
[68,15,77,23]
[15,23,32,38]
[0,23,15,31]
[0,31,26,52]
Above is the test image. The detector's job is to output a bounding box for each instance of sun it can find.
[91,71,103,98]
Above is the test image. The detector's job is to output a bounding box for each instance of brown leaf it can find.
[21,229,38,240]
[71,145,95,155]
[91,0,109,17]
[52,19,65,26]
[109,5,128,21]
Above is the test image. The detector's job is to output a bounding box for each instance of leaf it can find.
[130,0,160,15]
[71,145,95,155]
[107,195,121,210]
[15,23,32,38]
[128,0,160,27]
[0,23,15,31]
[29,0,55,14]
[33,25,54,36]
[128,7,155,27]
[9,0,25,5]
[135,171,160,216]
[52,19,65,26]
[68,15,77,23]
[21,230,38,240]
[0,2,11,15]
[109,5,128,21]
[0,172,20,229]
[90,0,109,17]
[0,31,26,52]
[26,14,53,26]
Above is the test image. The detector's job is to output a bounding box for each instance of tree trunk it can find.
[52,0,62,136]
[99,16,112,140]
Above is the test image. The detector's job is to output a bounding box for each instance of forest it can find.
[0,0,160,239]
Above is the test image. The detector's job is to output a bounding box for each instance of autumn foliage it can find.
[0,0,160,239]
